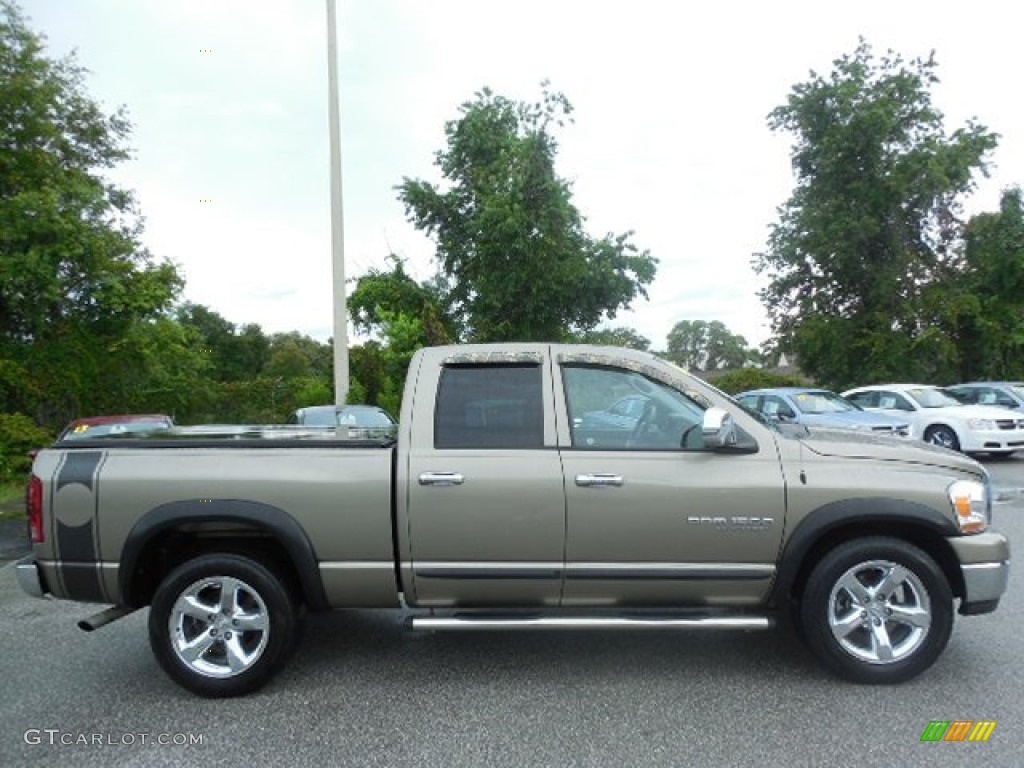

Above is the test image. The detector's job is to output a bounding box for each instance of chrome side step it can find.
[411,615,773,631]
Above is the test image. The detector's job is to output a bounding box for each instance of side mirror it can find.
[702,407,738,449]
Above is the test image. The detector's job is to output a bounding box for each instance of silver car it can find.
[736,388,911,437]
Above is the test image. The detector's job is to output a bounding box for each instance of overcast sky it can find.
[22,0,1024,350]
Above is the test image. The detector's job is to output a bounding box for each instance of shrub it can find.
[0,413,53,483]
[702,368,808,395]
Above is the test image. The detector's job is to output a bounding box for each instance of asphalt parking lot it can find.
[1,457,1021,767]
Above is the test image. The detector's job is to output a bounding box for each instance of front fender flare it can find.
[770,497,958,606]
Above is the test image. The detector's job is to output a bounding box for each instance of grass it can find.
[0,482,25,518]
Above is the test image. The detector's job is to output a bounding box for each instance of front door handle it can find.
[575,474,625,488]
[418,471,465,487]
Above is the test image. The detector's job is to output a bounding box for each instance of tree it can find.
[348,257,456,345]
[665,320,752,370]
[176,304,270,382]
[0,1,182,423]
[575,326,650,351]
[947,188,1024,380]
[398,84,657,342]
[753,41,997,390]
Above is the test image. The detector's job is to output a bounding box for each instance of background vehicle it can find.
[58,414,173,441]
[842,383,1024,455]
[18,346,1009,697]
[946,382,1024,410]
[289,404,396,431]
[735,388,911,436]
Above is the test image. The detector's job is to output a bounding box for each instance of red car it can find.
[58,414,174,441]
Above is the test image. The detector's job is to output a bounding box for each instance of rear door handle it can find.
[575,474,625,488]
[418,472,465,487]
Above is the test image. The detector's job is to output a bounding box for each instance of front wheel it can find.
[148,554,297,697]
[924,424,961,452]
[799,537,953,684]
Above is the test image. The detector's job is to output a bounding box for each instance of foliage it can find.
[1,1,183,424]
[574,326,651,351]
[945,188,1024,380]
[348,257,457,345]
[176,303,271,383]
[398,84,657,341]
[0,412,52,483]
[703,368,808,396]
[753,40,998,390]
[665,320,753,370]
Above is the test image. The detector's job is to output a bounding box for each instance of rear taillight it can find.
[27,475,44,544]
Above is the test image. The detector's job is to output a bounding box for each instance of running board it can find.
[411,615,773,631]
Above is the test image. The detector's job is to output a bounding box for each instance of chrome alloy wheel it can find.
[827,559,931,664]
[168,576,270,678]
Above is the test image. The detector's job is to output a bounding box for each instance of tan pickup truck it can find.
[17,344,1010,697]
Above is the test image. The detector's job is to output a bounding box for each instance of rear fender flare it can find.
[119,499,327,610]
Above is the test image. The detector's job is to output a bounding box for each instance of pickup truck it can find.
[16,344,1010,697]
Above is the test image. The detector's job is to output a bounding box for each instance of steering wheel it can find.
[628,401,656,447]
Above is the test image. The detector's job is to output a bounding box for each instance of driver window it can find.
[561,365,705,450]
[763,396,795,419]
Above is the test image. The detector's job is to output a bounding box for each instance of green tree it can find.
[176,304,271,382]
[263,332,332,380]
[348,257,456,345]
[947,188,1024,380]
[666,320,752,370]
[575,326,651,351]
[398,84,657,341]
[753,41,997,390]
[0,1,182,424]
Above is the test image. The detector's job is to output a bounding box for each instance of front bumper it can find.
[961,427,1024,453]
[948,531,1010,615]
[15,557,47,599]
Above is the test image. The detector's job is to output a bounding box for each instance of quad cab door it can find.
[401,347,566,607]
[552,349,786,607]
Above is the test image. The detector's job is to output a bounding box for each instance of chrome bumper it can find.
[959,560,1009,615]
[15,557,46,599]
[961,560,1009,603]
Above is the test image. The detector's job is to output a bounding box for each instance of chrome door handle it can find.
[575,474,624,488]
[418,472,465,486]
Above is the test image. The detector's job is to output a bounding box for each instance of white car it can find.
[842,383,1024,456]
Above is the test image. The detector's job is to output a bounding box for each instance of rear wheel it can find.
[148,554,297,697]
[924,425,960,452]
[799,537,952,684]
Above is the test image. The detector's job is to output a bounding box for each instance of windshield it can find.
[64,421,170,439]
[1011,385,1024,400]
[792,391,858,415]
[906,387,961,408]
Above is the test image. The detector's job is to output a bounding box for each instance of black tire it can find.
[148,554,297,698]
[924,424,961,452]
[799,537,953,684]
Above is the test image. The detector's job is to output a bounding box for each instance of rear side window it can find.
[434,365,544,449]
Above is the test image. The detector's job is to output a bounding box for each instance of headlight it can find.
[948,479,989,533]
[967,418,996,431]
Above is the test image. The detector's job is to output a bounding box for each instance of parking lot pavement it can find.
[0,517,29,565]
[2,491,1023,768]
[1,453,1020,766]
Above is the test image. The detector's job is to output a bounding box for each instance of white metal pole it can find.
[327,0,349,405]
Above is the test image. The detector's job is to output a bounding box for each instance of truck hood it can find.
[792,427,984,475]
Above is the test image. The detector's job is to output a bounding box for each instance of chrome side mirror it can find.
[702,407,738,449]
